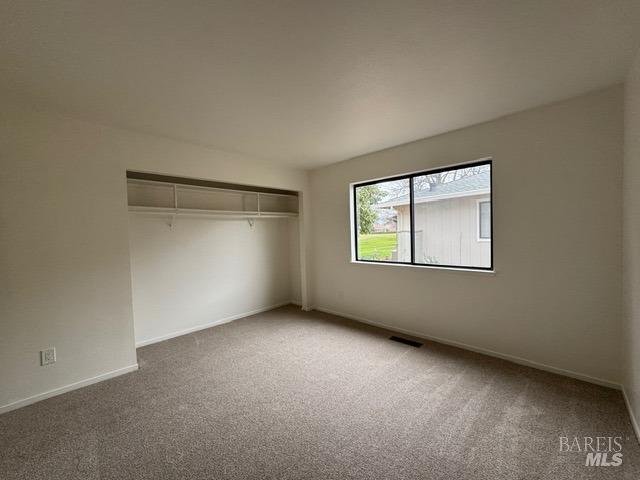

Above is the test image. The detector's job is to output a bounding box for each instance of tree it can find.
[356,185,382,234]
[415,165,489,192]
[385,165,490,196]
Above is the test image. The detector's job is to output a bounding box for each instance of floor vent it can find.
[389,336,423,348]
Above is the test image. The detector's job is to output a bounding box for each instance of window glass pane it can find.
[412,164,491,268]
[479,201,491,239]
[355,178,411,262]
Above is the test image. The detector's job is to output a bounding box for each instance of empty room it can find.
[3,1,640,479]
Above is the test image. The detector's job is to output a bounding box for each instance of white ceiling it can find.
[2,1,639,168]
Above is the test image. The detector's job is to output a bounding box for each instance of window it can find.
[352,159,492,270]
[354,178,411,262]
[478,200,491,241]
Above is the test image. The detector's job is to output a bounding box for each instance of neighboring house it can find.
[376,171,491,267]
[373,216,397,233]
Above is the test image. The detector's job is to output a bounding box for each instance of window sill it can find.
[350,260,496,275]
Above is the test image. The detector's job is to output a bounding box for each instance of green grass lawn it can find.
[358,233,397,260]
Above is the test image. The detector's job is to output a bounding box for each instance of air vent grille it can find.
[389,336,423,348]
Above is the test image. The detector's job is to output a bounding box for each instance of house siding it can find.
[395,194,490,267]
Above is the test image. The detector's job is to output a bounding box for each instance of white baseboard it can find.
[313,306,621,390]
[622,385,640,445]
[0,364,139,415]
[135,301,293,347]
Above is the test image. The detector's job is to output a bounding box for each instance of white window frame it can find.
[477,198,491,242]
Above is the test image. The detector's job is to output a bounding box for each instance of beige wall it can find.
[129,216,296,346]
[623,49,640,436]
[310,86,623,385]
[0,101,308,412]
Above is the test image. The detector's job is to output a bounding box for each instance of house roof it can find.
[376,171,490,208]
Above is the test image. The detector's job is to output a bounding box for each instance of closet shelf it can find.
[128,205,298,219]
[126,175,299,219]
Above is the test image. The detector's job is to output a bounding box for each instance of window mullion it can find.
[409,177,415,264]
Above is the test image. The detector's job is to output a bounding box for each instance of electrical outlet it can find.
[40,348,56,366]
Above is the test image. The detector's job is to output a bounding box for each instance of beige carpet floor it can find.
[1,305,638,479]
